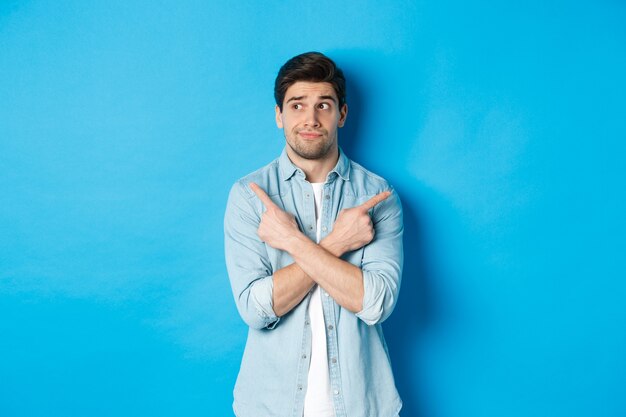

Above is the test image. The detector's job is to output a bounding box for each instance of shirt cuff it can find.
[355,269,385,326]
[250,275,281,329]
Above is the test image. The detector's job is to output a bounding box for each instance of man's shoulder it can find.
[346,159,393,194]
[229,156,282,200]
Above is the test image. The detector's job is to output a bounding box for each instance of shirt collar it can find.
[278,146,351,182]
[330,147,351,181]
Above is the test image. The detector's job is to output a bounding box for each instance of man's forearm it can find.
[271,238,349,317]
[272,263,315,317]
[283,234,364,314]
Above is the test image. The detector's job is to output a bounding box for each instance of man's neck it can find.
[286,146,339,183]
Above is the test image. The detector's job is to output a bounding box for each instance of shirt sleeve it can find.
[355,187,404,326]
[224,181,280,330]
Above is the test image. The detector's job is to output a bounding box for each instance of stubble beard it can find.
[286,130,336,161]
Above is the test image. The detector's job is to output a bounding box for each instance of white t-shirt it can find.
[303,182,335,417]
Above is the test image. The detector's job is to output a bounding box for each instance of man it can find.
[224,52,403,417]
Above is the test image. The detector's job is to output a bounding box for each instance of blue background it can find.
[1,1,625,416]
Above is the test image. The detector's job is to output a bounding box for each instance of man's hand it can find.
[322,191,391,256]
[250,183,303,252]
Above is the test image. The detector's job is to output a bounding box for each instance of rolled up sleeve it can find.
[224,181,280,330]
[355,187,404,326]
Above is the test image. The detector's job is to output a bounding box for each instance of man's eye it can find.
[318,103,330,110]
[293,104,303,110]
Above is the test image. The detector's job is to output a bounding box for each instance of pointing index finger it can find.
[249,182,277,209]
[359,191,392,211]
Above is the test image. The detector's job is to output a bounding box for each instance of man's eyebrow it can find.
[319,95,337,103]
[285,94,338,104]
[286,95,305,104]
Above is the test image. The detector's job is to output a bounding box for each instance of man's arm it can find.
[270,238,342,317]
[224,182,282,330]
[270,217,375,316]
[225,179,384,328]
[250,183,393,315]
[353,189,403,325]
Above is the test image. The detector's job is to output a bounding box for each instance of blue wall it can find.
[1,1,625,416]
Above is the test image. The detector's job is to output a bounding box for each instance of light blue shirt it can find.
[224,147,404,417]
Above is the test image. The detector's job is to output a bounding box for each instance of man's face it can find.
[275,81,348,161]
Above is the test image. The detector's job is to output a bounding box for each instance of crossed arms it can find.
[249,182,390,316]
[224,180,403,329]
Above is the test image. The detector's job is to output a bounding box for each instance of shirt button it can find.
[306,193,310,198]
[334,389,340,395]
[328,324,334,331]
[331,358,337,364]
[298,385,303,391]
[309,225,313,230]
[325,195,330,200]
[322,226,327,232]
[302,354,307,359]
[324,292,329,297]
[305,320,310,325]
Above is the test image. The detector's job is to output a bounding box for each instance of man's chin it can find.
[291,144,333,160]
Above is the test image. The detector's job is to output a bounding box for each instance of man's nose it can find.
[304,108,320,127]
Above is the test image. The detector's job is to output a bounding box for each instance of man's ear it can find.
[338,104,348,128]
[275,105,283,128]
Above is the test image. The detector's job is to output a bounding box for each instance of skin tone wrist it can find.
[319,234,344,257]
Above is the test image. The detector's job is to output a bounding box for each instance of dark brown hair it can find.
[274,52,346,111]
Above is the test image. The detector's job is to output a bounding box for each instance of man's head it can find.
[274,52,346,112]
[274,52,348,162]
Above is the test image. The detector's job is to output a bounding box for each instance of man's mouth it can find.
[298,131,323,139]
